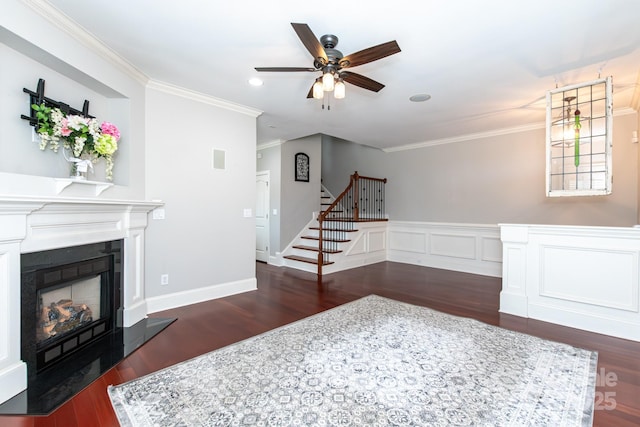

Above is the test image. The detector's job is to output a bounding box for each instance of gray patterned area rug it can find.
[108,295,597,426]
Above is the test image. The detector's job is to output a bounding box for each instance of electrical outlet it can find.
[160,274,169,285]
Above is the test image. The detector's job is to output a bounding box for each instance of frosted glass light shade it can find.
[313,80,324,99]
[334,80,345,99]
[322,72,335,91]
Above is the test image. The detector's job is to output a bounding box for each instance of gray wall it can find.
[322,112,638,227]
[2,3,259,303]
[144,87,257,297]
[321,135,387,196]
[280,135,322,251]
[0,21,143,199]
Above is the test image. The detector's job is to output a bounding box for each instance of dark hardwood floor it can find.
[2,261,639,426]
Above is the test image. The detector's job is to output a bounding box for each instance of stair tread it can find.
[293,245,342,254]
[319,218,388,222]
[284,255,334,265]
[309,227,358,232]
[302,236,350,243]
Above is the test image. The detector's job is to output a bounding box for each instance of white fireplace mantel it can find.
[0,195,162,404]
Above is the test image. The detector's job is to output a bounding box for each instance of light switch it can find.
[243,208,252,218]
[152,208,165,220]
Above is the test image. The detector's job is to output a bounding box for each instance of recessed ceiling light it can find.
[410,94,431,102]
[248,78,263,87]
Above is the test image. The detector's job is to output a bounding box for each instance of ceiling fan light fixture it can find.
[334,79,345,99]
[322,71,335,92]
[313,79,324,99]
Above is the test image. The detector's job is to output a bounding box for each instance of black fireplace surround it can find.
[0,240,175,415]
[21,240,122,378]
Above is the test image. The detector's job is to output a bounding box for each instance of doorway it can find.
[256,171,270,262]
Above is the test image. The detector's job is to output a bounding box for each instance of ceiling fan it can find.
[255,23,401,99]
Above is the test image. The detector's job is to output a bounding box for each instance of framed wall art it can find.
[295,152,309,182]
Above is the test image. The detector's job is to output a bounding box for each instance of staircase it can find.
[282,172,388,277]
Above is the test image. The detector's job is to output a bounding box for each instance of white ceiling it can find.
[46,0,640,151]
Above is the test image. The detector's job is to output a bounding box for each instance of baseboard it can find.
[122,299,148,327]
[528,302,640,342]
[146,278,257,314]
[0,361,27,406]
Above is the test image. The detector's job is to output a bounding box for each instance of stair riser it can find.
[291,247,341,256]
[304,230,354,239]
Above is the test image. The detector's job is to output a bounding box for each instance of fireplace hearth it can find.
[0,316,174,415]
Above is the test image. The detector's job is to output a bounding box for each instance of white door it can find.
[256,171,270,262]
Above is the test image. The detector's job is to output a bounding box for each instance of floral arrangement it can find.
[32,103,121,180]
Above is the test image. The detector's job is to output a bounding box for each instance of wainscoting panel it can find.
[430,233,476,259]
[331,223,387,273]
[500,224,640,341]
[347,233,367,256]
[368,230,386,253]
[540,245,638,311]
[481,236,503,263]
[280,221,501,277]
[388,230,426,254]
[387,222,502,277]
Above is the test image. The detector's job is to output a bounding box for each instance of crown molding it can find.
[383,107,638,153]
[21,0,149,86]
[382,123,544,153]
[147,80,262,118]
[257,139,285,150]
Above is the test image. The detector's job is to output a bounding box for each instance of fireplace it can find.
[21,240,122,377]
[0,196,169,413]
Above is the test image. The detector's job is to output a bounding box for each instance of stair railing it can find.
[317,171,387,277]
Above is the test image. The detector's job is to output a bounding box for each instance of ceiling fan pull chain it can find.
[574,108,581,167]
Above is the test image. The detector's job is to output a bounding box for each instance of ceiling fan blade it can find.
[340,41,401,68]
[341,71,385,92]
[255,67,317,72]
[291,23,328,63]
[306,84,314,99]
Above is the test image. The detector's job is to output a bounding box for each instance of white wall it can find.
[143,84,259,309]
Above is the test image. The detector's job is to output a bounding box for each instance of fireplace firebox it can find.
[21,241,122,378]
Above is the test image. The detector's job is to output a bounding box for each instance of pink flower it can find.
[60,118,71,137]
[101,122,120,140]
